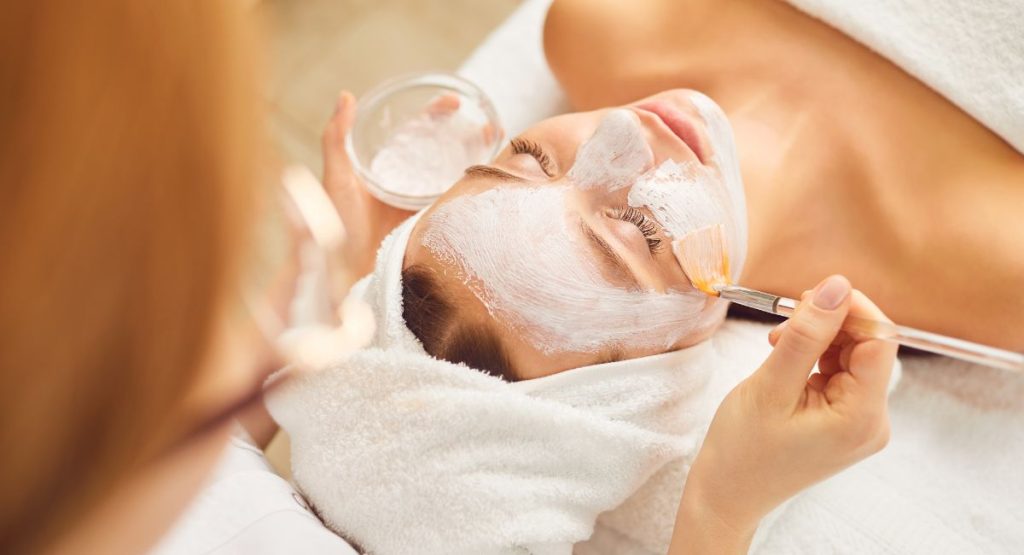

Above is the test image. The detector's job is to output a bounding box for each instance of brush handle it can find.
[723,287,1024,372]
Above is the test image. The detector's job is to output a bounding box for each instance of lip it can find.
[634,101,709,164]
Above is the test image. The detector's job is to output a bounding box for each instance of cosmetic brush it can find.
[672,225,1024,372]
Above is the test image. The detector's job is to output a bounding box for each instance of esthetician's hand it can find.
[322,90,417,279]
[669,275,897,554]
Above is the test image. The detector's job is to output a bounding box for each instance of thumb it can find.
[756,275,852,398]
[322,90,358,177]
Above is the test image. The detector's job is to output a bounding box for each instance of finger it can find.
[426,93,460,117]
[322,91,357,174]
[767,320,788,347]
[807,372,829,392]
[818,329,858,376]
[481,122,498,146]
[756,275,852,398]
[843,291,898,401]
[818,344,843,377]
[838,340,855,374]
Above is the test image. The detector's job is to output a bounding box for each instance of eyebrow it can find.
[464,165,525,182]
[579,220,640,289]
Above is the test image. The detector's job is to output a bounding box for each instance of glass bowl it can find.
[345,72,504,210]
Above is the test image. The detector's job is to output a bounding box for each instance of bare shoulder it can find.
[543,0,693,109]
[542,0,614,100]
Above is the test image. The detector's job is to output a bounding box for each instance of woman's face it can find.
[404,90,747,379]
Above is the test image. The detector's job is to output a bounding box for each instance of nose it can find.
[567,108,654,192]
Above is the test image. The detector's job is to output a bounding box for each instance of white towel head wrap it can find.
[266,212,753,554]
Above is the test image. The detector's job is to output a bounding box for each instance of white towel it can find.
[275,209,980,555]
[458,0,567,138]
[278,213,1024,555]
[266,215,760,554]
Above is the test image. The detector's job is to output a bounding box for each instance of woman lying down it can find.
[268,90,869,554]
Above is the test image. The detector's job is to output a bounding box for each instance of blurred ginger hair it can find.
[0,1,264,551]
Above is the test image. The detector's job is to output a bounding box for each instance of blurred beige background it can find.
[256,0,521,475]
[258,0,521,171]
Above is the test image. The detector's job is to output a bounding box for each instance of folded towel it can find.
[266,214,757,554]
[269,343,731,555]
[267,191,913,555]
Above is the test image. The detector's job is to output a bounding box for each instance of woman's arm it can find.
[668,276,896,553]
[672,482,758,554]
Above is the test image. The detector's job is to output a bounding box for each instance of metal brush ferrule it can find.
[715,285,783,315]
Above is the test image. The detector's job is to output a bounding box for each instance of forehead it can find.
[409,109,608,221]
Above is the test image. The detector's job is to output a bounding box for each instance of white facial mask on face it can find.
[567,102,746,281]
[424,186,707,355]
[424,97,747,355]
[566,109,654,191]
[628,93,748,281]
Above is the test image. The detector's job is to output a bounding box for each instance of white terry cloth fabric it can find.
[266,213,762,555]
[753,356,1024,554]
[784,0,1024,154]
[268,206,1024,554]
[150,434,357,555]
[458,0,567,138]
[460,0,1024,154]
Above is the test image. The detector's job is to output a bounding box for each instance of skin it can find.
[543,0,1024,351]
[402,91,732,379]
[671,276,896,554]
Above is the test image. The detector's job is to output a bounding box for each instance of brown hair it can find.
[401,265,516,380]
[0,1,263,552]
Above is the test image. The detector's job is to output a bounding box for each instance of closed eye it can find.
[510,137,555,177]
[608,206,664,254]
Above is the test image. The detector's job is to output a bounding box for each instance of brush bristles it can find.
[672,224,731,296]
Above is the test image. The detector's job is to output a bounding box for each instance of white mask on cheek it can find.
[627,93,748,282]
[564,104,746,279]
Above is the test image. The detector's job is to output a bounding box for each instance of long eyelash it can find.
[510,137,554,176]
[611,207,664,253]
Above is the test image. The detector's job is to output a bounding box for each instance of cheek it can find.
[627,161,728,238]
[625,159,744,282]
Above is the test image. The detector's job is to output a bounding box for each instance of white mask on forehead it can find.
[424,187,707,354]
[423,97,747,355]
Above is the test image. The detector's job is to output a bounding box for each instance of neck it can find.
[685,0,1018,267]
[694,0,1017,186]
